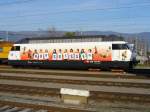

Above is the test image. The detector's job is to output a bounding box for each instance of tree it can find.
[64,32,76,37]
[47,26,57,37]
[48,26,56,32]
[147,52,150,56]
[0,37,3,41]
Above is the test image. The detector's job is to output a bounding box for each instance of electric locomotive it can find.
[8,41,138,70]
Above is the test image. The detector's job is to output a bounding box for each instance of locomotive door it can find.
[112,44,121,61]
[8,46,21,60]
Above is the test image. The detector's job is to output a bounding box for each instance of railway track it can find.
[0,103,48,112]
[0,75,150,88]
[0,67,150,111]
[0,83,150,104]
[0,85,94,111]
[0,84,59,97]
[0,87,149,112]
[0,100,91,112]
[0,67,149,79]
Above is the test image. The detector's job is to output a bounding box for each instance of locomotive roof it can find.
[16,35,124,44]
[22,35,106,40]
[14,41,127,46]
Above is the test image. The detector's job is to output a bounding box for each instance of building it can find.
[126,37,149,64]
[16,35,124,44]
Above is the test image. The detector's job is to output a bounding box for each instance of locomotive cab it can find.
[112,43,131,61]
[8,46,21,60]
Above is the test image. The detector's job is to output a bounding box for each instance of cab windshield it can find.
[112,44,129,50]
[127,44,135,51]
[11,46,20,51]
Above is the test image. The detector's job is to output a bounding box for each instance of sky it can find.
[0,0,150,33]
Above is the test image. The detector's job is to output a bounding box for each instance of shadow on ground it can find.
[129,68,150,77]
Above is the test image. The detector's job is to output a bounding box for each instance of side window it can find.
[0,47,3,52]
[11,46,20,51]
[11,46,15,51]
[112,44,129,50]
[15,46,20,51]
[122,44,129,49]
[112,44,121,50]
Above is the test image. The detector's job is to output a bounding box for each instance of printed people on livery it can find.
[21,47,29,60]
[28,49,33,59]
[57,49,63,60]
[33,49,49,60]
[74,49,80,60]
[80,49,87,60]
[122,51,127,61]
[48,49,52,60]
[87,49,93,60]
[63,49,68,60]
[33,49,38,60]
[21,48,96,61]
[52,49,57,60]
[44,49,49,60]
[93,46,112,61]
[69,49,75,60]
[39,49,44,60]
[94,46,98,54]
[93,46,100,61]
[21,47,26,60]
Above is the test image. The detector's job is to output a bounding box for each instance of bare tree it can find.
[48,26,56,32]
[47,26,57,37]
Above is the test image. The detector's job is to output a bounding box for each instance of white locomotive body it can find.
[8,41,137,70]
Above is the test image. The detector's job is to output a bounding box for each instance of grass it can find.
[137,64,150,67]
